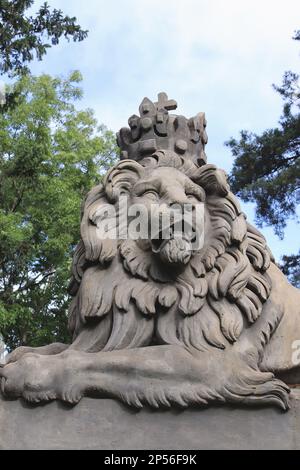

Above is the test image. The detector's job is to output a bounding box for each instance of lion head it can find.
[68,150,274,354]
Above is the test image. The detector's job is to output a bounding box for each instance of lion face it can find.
[82,152,239,276]
[129,167,206,266]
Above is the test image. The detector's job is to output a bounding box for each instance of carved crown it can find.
[117,92,208,166]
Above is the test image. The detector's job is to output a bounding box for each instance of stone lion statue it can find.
[1,94,299,411]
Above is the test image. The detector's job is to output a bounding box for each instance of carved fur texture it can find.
[2,150,299,411]
[69,151,274,354]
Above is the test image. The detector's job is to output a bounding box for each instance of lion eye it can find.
[143,190,159,201]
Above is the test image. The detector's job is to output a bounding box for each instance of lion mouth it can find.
[150,231,170,253]
[150,223,197,266]
[151,224,194,253]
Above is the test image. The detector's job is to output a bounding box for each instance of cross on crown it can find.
[155,92,177,111]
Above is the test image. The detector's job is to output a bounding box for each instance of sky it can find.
[29,0,300,261]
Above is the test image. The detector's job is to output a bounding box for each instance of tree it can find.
[226,30,300,287]
[0,0,88,76]
[0,72,117,350]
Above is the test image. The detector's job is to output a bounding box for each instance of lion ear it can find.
[193,164,229,196]
[104,159,144,202]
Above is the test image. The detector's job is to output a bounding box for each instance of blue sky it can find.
[29,0,299,261]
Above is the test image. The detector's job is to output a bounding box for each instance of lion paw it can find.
[0,352,83,405]
[223,368,291,411]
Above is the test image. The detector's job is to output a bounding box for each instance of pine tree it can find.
[226,31,300,287]
[0,0,88,76]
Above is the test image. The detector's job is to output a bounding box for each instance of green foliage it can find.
[0,0,88,75]
[0,72,117,350]
[226,31,300,287]
[280,253,300,288]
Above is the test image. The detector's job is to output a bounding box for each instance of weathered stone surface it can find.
[1,93,300,415]
[1,391,300,450]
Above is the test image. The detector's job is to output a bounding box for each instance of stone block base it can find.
[1,391,300,450]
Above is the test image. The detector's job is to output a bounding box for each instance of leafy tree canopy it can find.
[0,0,88,76]
[0,71,117,350]
[226,30,300,287]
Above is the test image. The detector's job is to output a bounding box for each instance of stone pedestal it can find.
[1,390,300,450]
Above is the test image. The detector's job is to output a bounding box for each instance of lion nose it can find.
[169,200,194,212]
[168,194,190,207]
[163,187,188,207]
[170,200,186,208]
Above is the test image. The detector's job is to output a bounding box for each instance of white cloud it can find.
[33,0,300,124]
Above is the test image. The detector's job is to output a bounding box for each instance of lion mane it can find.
[68,150,275,361]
